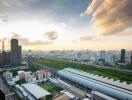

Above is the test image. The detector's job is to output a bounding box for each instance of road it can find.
[0,66,29,72]
[0,77,16,100]
[48,78,86,99]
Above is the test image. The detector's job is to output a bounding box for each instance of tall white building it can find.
[105,53,115,65]
[100,50,106,60]
[99,51,115,65]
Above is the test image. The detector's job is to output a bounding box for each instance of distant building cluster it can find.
[0,39,22,67]
[23,49,132,66]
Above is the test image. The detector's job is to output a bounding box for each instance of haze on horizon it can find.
[0,0,132,51]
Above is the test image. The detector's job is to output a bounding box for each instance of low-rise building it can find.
[3,71,15,86]
[36,70,51,80]
[15,83,51,100]
[18,71,25,79]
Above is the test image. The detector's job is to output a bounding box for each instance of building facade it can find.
[100,50,106,61]
[0,51,11,67]
[11,39,22,66]
[120,49,126,64]
[130,52,132,65]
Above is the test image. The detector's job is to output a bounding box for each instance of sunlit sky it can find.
[0,0,132,51]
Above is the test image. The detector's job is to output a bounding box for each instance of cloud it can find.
[81,0,104,16]
[10,33,52,46]
[0,13,8,23]
[81,0,132,36]
[0,37,7,42]
[79,36,94,41]
[72,35,101,42]
[11,32,21,39]
[44,31,58,40]
[116,27,132,36]
[61,22,67,28]
[17,37,52,46]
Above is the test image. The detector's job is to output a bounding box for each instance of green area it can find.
[39,82,62,97]
[34,58,132,84]
[25,66,40,72]
[122,65,132,70]
[16,79,26,85]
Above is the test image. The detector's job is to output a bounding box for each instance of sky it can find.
[0,0,132,51]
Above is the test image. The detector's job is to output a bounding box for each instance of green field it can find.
[34,58,132,84]
[15,79,26,85]
[39,82,62,97]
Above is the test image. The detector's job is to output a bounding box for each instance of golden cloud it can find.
[10,33,52,46]
[81,0,132,36]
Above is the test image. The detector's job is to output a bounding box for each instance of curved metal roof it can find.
[58,68,132,100]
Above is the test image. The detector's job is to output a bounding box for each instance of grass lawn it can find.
[34,58,132,84]
[15,79,26,85]
[39,82,62,97]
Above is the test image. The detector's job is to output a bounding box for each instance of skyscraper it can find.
[18,46,22,65]
[100,50,106,61]
[11,39,22,66]
[0,41,11,67]
[27,50,32,67]
[3,51,11,66]
[131,52,132,65]
[0,52,2,67]
[120,49,126,64]
[105,53,115,65]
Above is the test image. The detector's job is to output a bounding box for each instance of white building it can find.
[3,71,15,85]
[100,50,106,60]
[105,53,115,65]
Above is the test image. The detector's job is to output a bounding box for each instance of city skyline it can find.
[0,0,132,51]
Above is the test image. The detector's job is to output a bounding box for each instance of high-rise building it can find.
[0,52,2,66]
[11,39,18,66]
[27,50,32,67]
[131,52,132,65]
[3,51,11,66]
[18,46,22,65]
[28,56,32,67]
[105,53,115,65]
[100,50,106,61]
[120,49,126,64]
[11,39,22,66]
[0,41,11,67]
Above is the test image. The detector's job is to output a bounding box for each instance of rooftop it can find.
[22,83,50,99]
[63,68,132,91]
